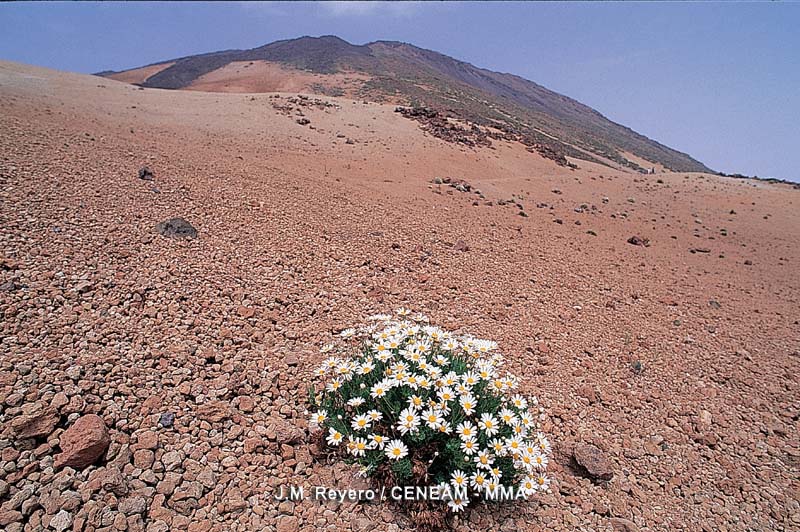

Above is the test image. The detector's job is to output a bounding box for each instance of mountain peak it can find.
[101,35,711,173]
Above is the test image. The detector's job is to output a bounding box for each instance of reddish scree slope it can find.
[1,60,799,531]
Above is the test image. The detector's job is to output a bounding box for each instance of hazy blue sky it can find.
[1,2,798,181]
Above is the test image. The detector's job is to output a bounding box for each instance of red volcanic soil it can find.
[1,60,798,531]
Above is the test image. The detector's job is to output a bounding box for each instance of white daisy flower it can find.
[462,371,479,387]
[447,496,468,512]
[422,408,444,430]
[506,435,524,455]
[478,413,499,436]
[474,450,494,468]
[370,379,391,399]
[517,452,536,471]
[450,470,469,489]
[520,476,537,496]
[397,408,420,435]
[368,433,386,449]
[531,451,548,470]
[455,383,471,396]
[511,395,528,409]
[385,439,408,460]
[536,433,552,454]
[499,408,517,425]
[456,421,477,441]
[408,394,424,410]
[459,394,476,416]
[326,428,344,446]
[489,438,506,455]
[470,471,488,491]
[404,374,420,390]
[366,409,383,422]
[442,338,459,351]
[460,437,478,455]
[351,414,371,431]
[519,412,534,427]
[375,351,393,363]
[511,421,528,438]
[477,365,496,381]
[347,397,366,408]
[348,437,368,457]
[310,410,327,428]
[373,342,391,356]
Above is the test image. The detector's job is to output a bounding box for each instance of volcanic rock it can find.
[11,402,60,439]
[573,443,613,481]
[138,166,154,180]
[155,217,197,239]
[197,400,231,423]
[54,414,110,469]
[610,518,640,532]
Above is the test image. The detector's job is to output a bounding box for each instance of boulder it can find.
[11,402,60,439]
[155,218,197,239]
[54,414,110,469]
[138,167,154,180]
[573,443,613,481]
[197,400,231,423]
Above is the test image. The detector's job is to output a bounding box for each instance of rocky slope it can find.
[1,60,798,532]
[101,35,713,175]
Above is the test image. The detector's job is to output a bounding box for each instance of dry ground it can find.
[1,61,798,532]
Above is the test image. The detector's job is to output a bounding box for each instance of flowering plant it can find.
[308,309,552,514]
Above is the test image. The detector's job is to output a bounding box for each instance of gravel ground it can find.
[1,61,798,531]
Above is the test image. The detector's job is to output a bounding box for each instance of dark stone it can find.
[155,218,197,239]
[0,280,22,292]
[627,236,650,247]
[159,412,175,428]
[138,167,154,180]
